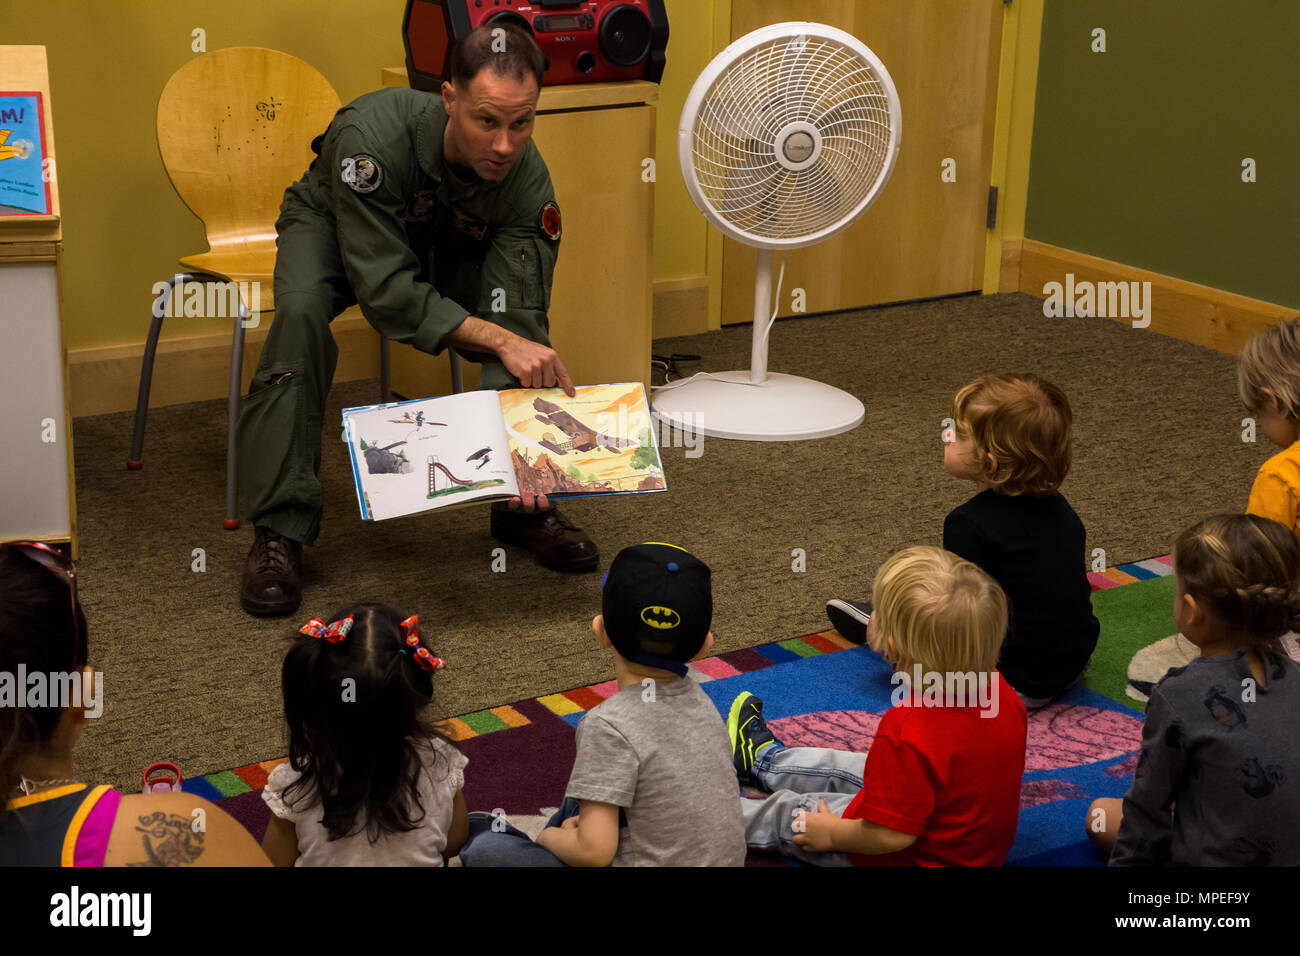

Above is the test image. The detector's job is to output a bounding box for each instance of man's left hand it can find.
[510,492,550,512]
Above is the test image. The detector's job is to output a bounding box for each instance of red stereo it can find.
[403,0,668,90]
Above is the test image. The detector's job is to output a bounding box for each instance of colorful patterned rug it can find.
[194,557,1175,866]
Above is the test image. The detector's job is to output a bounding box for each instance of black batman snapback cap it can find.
[601,542,712,677]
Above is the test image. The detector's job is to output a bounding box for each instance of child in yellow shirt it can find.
[1238,317,1300,661]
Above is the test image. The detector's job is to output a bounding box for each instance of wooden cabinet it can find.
[0,46,76,553]
[380,70,657,397]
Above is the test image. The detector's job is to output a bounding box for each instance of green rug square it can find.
[778,637,822,658]
[1086,576,1178,711]
[206,770,253,798]
[459,709,511,736]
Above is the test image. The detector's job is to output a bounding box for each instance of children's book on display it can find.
[0,92,51,216]
[341,383,667,520]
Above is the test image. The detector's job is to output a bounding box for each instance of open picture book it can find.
[342,383,666,520]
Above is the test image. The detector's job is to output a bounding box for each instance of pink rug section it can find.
[691,657,742,680]
[769,704,1144,775]
[1024,704,1144,772]
[769,710,884,754]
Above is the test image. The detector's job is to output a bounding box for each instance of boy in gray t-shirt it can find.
[458,543,746,867]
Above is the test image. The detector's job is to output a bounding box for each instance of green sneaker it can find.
[727,692,782,786]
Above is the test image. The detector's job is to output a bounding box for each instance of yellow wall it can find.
[982,0,1043,292]
[652,0,721,284]
[3,0,725,353]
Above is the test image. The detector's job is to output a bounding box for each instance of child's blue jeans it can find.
[458,799,578,867]
[741,744,868,867]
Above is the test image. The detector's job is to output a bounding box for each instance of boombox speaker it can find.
[403,0,669,90]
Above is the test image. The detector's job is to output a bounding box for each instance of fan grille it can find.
[689,33,895,242]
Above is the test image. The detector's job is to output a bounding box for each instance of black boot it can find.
[240,525,303,616]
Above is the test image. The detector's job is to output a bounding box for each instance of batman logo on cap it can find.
[641,606,680,629]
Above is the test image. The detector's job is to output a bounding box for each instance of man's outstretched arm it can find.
[442,315,574,395]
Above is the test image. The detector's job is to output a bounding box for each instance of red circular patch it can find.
[540,201,562,241]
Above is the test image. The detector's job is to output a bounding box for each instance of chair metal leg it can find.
[380,333,391,403]
[450,348,463,395]
[129,273,193,469]
[226,295,250,530]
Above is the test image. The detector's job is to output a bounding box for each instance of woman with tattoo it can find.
[260,604,468,865]
[0,543,269,866]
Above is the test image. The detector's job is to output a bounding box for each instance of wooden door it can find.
[720,0,1003,325]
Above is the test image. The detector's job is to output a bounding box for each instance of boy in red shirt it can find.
[729,546,1027,866]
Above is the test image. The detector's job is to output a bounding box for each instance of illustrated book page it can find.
[342,390,518,520]
[497,383,667,499]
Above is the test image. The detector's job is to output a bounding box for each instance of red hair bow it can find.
[399,615,447,673]
[299,614,354,643]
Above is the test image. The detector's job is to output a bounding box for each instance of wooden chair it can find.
[127,47,463,528]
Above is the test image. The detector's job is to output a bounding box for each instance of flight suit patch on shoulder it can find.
[451,206,488,241]
[539,201,561,241]
[342,154,383,193]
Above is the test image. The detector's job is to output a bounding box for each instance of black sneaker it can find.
[727,692,782,787]
[240,525,303,617]
[826,599,872,645]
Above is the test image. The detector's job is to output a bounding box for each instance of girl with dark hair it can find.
[1087,514,1300,865]
[0,543,268,866]
[260,604,467,865]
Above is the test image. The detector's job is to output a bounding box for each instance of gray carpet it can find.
[68,292,1266,790]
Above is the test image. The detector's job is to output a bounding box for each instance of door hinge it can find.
[987,186,999,229]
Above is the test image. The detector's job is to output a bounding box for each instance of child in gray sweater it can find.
[459,543,746,867]
[1088,513,1300,866]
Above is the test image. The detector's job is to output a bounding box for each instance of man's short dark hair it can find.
[448,23,546,90]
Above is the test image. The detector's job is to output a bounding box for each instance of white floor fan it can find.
[654,22,901,441]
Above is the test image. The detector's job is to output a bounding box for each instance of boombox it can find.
[403,0,669,90]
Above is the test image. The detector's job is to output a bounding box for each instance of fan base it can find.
[652,371,864,441]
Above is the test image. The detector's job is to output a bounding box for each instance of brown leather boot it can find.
[241,525,303,616]
[490,504,599,572]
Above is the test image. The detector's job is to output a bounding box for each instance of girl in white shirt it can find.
[261,603,468,866]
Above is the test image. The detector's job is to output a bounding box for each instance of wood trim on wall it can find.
[68,239,1295,418]
[68,309,381,418]
[653,276,709,339]
[1016,239,1294,355]
[68,274,714,418]
[1000,237,1023,296]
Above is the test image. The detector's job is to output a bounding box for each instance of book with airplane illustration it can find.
[341,383,667,521]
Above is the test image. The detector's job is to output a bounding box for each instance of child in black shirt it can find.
[829,373,1099,708]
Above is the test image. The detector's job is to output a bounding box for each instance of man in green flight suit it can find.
[237,24,598,617]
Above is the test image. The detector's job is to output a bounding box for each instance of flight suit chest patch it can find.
[451,205,488,241]
[400,188,437,222]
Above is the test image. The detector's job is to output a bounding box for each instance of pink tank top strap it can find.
[67,785,122,867]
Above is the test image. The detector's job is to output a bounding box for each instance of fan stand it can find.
[652,249,865,441]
